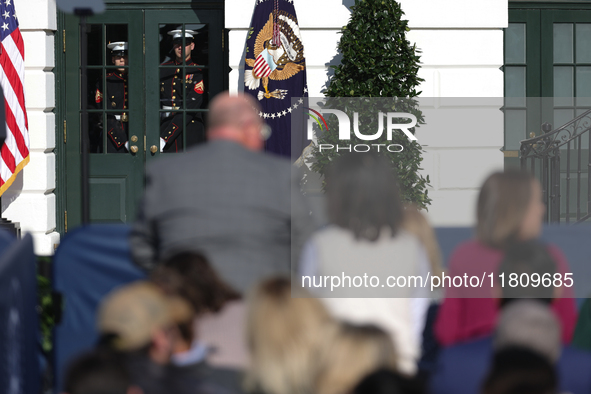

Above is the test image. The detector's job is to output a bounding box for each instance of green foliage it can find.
[311,0,431,209]
[37,256,55,353]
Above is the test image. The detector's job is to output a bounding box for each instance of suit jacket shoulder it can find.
[145,141,293,194]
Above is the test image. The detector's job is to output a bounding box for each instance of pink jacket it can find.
[434,240,577,346]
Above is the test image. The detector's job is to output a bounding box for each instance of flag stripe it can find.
[4,99,25,162]
[3,112,22,164]
[3,35,26,95]
[11,29,24,59]
[5,33,27,129]
[1,40,27,127]
[0,66,28,160]
[1,138,15,173]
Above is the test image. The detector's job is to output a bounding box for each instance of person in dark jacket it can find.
[63,349,141,394]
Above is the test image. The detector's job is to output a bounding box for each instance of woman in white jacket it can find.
[300,152,431,375]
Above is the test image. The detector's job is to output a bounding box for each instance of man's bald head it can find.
[208,93,261,129]
[207,93,265,151]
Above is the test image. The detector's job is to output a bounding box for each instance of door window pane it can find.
[85,24,129,154]
[504,66,526,107]
[576,66,591,107]
[505,23,526,64]
[554,23,574,63]
[576,24,591,63]
[87,24,103,66]
[505,109,527,150]
[554,66,574,106]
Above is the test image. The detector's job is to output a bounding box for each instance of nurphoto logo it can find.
[305,107,418,153]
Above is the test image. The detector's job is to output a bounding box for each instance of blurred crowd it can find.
[62,92,591,394]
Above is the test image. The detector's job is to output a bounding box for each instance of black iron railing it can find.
[520,108,591,223]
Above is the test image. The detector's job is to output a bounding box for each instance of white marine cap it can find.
[167,29,198,40]
[107,41,128,52]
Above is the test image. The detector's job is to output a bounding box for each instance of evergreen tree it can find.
[310,0,431,209]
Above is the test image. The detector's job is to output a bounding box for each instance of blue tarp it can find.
[52,225,145,392]
[0,233,40,394]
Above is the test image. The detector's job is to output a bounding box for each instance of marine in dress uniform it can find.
[160,29,205,153]
[94,41,130,153]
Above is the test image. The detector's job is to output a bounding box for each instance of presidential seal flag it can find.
[244,0,308,158]
[0,0,29,195]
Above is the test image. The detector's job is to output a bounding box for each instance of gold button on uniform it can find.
[112,102,117,107]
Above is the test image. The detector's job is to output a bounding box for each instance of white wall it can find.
[7,0,507,251]
[3,0,59,254]
[403,0,508,225]
[226,0,508,227]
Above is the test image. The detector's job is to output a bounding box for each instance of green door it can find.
[63,10,145,227]
[60,6,224,231]
[505,6,591,220]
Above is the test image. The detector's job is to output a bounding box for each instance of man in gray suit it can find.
[130,92,315,294]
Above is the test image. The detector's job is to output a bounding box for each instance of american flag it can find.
[0,0,29,195]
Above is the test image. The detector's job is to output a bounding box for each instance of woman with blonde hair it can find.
[434,169,577,346]
[245,277,336,394]
[402,204,444,280]
[315,323,398,394]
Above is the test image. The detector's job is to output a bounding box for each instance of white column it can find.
[3,0,59,254]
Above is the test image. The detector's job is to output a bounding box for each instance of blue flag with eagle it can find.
[244,0,308,159]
